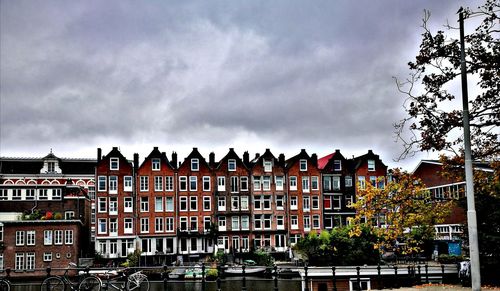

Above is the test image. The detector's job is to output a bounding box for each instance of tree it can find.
[394,0,500,160]
[350,170,452,255]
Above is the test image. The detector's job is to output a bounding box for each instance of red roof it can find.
[317,153,335,170]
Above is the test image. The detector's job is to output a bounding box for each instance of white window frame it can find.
[155,197,163,212]
[98,176,107,192]
[152,158,161,171]
[203,196,211,211]
[110,158,119,170]
[124,176,133,192]
[141,218,149,233]
[140,176,149,192]
[180,196,188,211]
[191,158,199,171]
[124,218,133,234]
[189,176,197,191]
[368,160,376,171]
[217,176,225,192]
[290,196,298,210]
[124,197,133,212]
[203,176,211,191]
[165,176,174,191]
[228,159,236,171]
[109,176,118,194]
[300,159,307,171]
[154,176,163,191]
[290,176,297,190]
[179,176,187,191]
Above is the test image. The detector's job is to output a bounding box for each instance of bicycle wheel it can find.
[126,276,149,291]
[78,276,102,291]
[0,279,10,291]
[41,277,65,291]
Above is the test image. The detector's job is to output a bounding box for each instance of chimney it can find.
[243,151,249,165]
[335,149,341,154]
[254,153,260,160]
[97,148,102,163]
[154,146,159,151]
[300,148,306,154]
[311,154,318,167]
[171,152,177,169]
[279,154,285,166]
[112,146,118,151]
[368,150,374,155]
[133,153,139,172]
[209,152,215,166]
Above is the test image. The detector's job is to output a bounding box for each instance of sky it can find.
[0,0,479,171]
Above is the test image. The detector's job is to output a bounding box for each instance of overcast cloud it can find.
[0,0,478,170]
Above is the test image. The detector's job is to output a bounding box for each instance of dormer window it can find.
[48,162,55,173]
[300,159,307,171]
[191,159,199,171]
[152,158,161,171]
[228,159,236,171]
[263,160,272,172]
[110,158,119,170]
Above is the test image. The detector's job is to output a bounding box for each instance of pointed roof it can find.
[139,147,175,169]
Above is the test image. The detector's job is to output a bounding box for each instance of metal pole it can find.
[458,8,481,291]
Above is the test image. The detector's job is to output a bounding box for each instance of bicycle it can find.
[0,276,11,291]
[79,268,149,291]
[40,262,93,291]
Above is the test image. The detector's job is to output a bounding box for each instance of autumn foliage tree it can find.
[394,0,499,161]
[350,171,452,255]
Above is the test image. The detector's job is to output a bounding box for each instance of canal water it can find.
[12,278,302,291]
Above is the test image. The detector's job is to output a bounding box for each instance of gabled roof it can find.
[215,148,249,170]
[251,149,281,168]
[317,153,335,170]
[139,147,175,170]
[285,149,310,170]
[351,150,387,170]
[179,147,211,169]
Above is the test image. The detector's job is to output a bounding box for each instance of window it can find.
[203,196,211,211]
[302,177,310,192]
[44,252,52,262]
[204,217,211,232]
[218,216,226,231]
[333,176,341,190]
[54,230,63,245]
[44,230,53,245]
[38,189,48,200]
[189,216,198,231]
[290,176,297,190]
[241,216,249,230]
[217,176,226,192]
[291,216,298,229]
[166,197,174,211]
[264,160,272,172]
[88,186,95,200]
[15,253,24,270]
[370,176,377,187]
[140,176,149,192]
[140,197,149,212]
[232,217,239,230]
[166,217,174,232]
[124,197,133,212]
[109,176,118,194]
[345,176,353,187]
[12,189,21,200]
[98,176,106,191]
[228,159,236,171]
[290,196,298,210]
[303,216,311,230]
[203,176,210,191]
[16,231,25,246]
[26,189,35,200]
[179,176,187,191]
[254,215,262,230]
[275,176,284,191]
[241,177,248,191]
[155,176,163,191]
[155,197,163,212]
[191,159,199,171]
[152,158,161,170]
[277,216,284,230]
[312,196,319,209]
[141,218,149,233]
[241,196,249,210]
[263,195,271,210]
[180,216,188,231]
[303,196,310,211]
[109,197,118,215]
[358,176,366,189]
[264,214,272,229]
[0,189,7,200]
[346,195,354,207]
[65,230,74,244]
[124,176,133,191]
[300,159,307,171]
[165,176,174,191]
[254,195,262,210]
[180,196,188,211]
[311,176,319,190]
[155,217,164,232]
[334,160,342,171]
[190,196,198,211]
[313,215,320,229]
[230,176,239,193]
[377,176,385,189]
[124,218,133,234]
[231,196,239,211]
[98,219,107,234]
[368,160,375,171]
[333,195,342,209]
[218,197,226,211]
[187,177,197,192]
[98,197,107,212]
[276,195,284,210]
[253,176,261,191]
[324,196,332,210]
[26,231,35,245]
[52,188,62,200]
[262,176,271,191]
[110,158,119,170]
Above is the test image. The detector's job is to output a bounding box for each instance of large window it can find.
[54,230,63,245]
[179,176,187,191]
[140,176,149,192]
[230,176,239,193]
[98,176,106,191]
[303,196,310,211]
[165,176,174,191]
[98,219,107,234]
[262,176,271,191]
[26,231,35,245]
[124,218,133,234]
[218,197,226,211]
[44,230,52,245]
[65,230,74,244]
[141,218,149,233]
[140,197,149,212]
[166,197,174,211]
[190,196,198,211]
[189,176,197,191]
[241,177,248,191]
[109,176,118,194]
[290,176,297,190]
[124,197,133,212]
[154,176,163,191]
[109,197,118,215]
[290,196,298,210]
[180,196,188,211]
[155,217,164,232]
[253,176,261,191]
[124,176,133,192]
[155,197,163,212]
[358,176,366,189]
[302,177,310,193]
[217,177,225,192]
[203,196,211,211]
[203,176,210,191]
[276,176,284,191]
[166,217,174,232]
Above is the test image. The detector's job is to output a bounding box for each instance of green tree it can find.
[350,171,452,255]
[394,0,500,160]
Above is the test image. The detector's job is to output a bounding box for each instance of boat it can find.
[278,268,300,279]
[168,267,186,279]
[223,265,267,276]
[184,265,203,279]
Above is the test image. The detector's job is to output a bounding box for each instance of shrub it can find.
[437,254,464,264]
[206,268,218,280]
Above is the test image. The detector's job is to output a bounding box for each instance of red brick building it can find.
[250,149,288,253]
[286,149,322,245]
